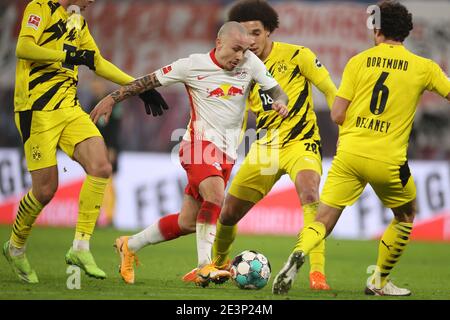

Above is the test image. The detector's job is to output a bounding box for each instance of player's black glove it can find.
[139,89,169,117]
[65,50,96,70]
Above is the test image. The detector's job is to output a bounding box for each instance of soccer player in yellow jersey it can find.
[2,0,167,284]
[273,0,450,296]
[212,0,337,290]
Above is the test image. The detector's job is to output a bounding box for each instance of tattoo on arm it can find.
[263,85,289,105]
[110,72,161,103]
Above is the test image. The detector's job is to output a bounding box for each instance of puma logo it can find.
[308,227,321,237]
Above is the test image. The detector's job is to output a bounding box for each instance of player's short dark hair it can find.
[378,0,413,42]
[227,0,279,33]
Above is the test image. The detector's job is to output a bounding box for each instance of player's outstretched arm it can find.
[331,96,351,125]
[110,72,162,103]
[316,76,338,110]
[93,58,169,117]
[17,35,95,69]
[16,36,66,63]
[263,85,289,118]
[90,72,161,124]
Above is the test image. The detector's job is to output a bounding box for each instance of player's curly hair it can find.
[378,0,413,42]
[227,0,279,33]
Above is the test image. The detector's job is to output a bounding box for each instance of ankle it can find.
[9,243,26,257]
[73,239,90,251]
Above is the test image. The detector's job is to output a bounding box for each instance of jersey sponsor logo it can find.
[162,65,172,75]
[227,85,244,96]
[207,84,244,99]
[197,75,209,80]
[27,14,41,30]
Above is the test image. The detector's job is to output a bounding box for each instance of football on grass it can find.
[230,250,271,290]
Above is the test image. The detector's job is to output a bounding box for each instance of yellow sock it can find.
[10,190,44,248]
[303,202,325,274]
[294,221,326,255]
[373,219,412,288]
[102,177,115,226]
[75,175,108,241]
[212,220,237,267]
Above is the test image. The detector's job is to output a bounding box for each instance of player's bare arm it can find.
[263,84,289,118]
[90,72,161,124]
[331,96,351,125]
[111,72,162,103]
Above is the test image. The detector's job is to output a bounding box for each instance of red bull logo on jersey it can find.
[162,65,172,74]
[207,84,245,99]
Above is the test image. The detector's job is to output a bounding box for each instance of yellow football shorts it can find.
[15,106,102,171]
[321,151,416,209]
[229,139,323,203]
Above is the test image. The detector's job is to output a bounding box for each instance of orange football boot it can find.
[114,236,139,284]
[309,271,331,290]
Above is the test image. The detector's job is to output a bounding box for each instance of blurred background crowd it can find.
[1,0,449,160]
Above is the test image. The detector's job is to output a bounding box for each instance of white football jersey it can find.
[155,49,278,159]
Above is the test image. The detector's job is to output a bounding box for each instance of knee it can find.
[33,183,57,205]
[87,161,112,179]
[393,200,416,223]
[395,211,415,223]
[299,188,319,204]
[203,191,225,207]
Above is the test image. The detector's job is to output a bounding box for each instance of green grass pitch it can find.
[0,225,449,300]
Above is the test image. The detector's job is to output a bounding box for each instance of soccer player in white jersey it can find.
[90,21,289,286]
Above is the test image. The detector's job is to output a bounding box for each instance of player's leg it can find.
[273,152,365,294]
[127,194,200,253]
[115,194,200,284]
[182,175,230,287]
[365,200,415,296]
[102,148,118,227]
[213,143,279,269]
[284,140,330,289]
[4,167,58,284]
[196,176,225,266]
[59,108,111,279]
[272,202,343,295]
[213,194,254,268]
[62,136,110,279]
[366,162,416,296]
[170,140,229,286]
[295,169,331,290]
[3,111,61,283]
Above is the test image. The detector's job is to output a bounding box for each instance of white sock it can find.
[73,239,90,251]
[9,243,26,257]
[128,222,165,253]
[196,222,216,267]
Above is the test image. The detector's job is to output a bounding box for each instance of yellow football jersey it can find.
[248,42,330,148]
[14,0,100,112]
[337,43,450,164]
